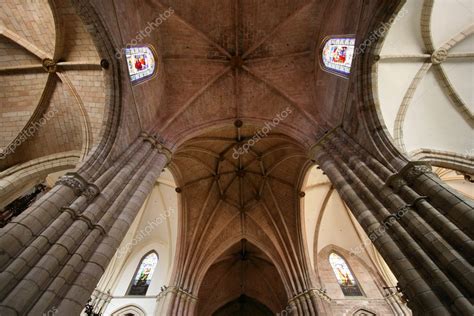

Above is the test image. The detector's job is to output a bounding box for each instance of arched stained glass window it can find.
[127,251,158,295]
[125,46,157,84]
[321,36,356,78]
[329,252,363,296]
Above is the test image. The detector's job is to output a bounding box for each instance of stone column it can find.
[154,286,198,316]
[0,133,171,316]
[390,162,474,239]
[86,288,112,315]
[309,128,474,315]
[286,289,331,316]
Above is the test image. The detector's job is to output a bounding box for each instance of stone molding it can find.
[307,126,341,160]
[59,207,106,235]
[141,132,173,163]
[385,174,407,193]
[83,184,101,202]
[410,148,474,175]
[156,286,198,302]
[400,161,435,184]
[57,172,100,202]
[57,172,88,195]
[289,288,332,303]
[386,161,435,188]
[41,58,57,73]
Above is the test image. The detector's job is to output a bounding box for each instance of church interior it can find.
[0,0,473,315]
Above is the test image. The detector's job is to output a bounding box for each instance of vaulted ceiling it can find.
[0,0,409,312]
[376,0,474,172]
[0,0,106,171]
[97,0,396,310]
[103,0,375,148]
[169,124,311,306]
[198,240,287,315]
[0,0,396,169]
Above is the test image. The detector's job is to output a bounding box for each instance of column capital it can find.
[307,127,341,160]
[400,161,435,184]
[57,172,88,195]
[385,174,407,192]
[289,288,332,303]
[83,184,100,202]
[141,132,173,163]
[156,286,198,302]
[386,161,434,189]
[57,172,101,202]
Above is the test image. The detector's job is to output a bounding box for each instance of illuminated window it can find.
[321,36,356,78]
[329,252,363,296]
[127,251,158,295]
[125,46,157,84]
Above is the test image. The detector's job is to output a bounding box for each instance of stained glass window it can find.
[125,46,157,84]
[329,252,363,296]
[127,251,158,295]
[321,36,356,78]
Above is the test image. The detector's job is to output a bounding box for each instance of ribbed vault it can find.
[0,0,107,171]
[102,0,370,146]
[198,239,286,315]
[213,296,273,316]
[169,123,312,310]
[375,0,474,171]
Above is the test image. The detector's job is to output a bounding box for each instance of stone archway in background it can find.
[197,239,287,315]
[111,304,146,316]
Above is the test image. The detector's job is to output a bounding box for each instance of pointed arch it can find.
[328,252,364,297]
[197,238,288,315]
[348,306,378,316]
[111,304,146,316]
[126,250,159,296]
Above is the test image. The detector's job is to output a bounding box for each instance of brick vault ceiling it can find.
[129,0,356,145]
[0,0,106,171]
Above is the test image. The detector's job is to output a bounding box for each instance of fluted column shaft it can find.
[0,134,171,316]
[310,129,474,315]
[287,289,331,316]
[402,165,474,236]
[330,133,473,297]
[0,136,145,271]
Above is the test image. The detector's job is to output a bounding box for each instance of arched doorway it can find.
[197,239,287,315]
[213,295,274,316]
